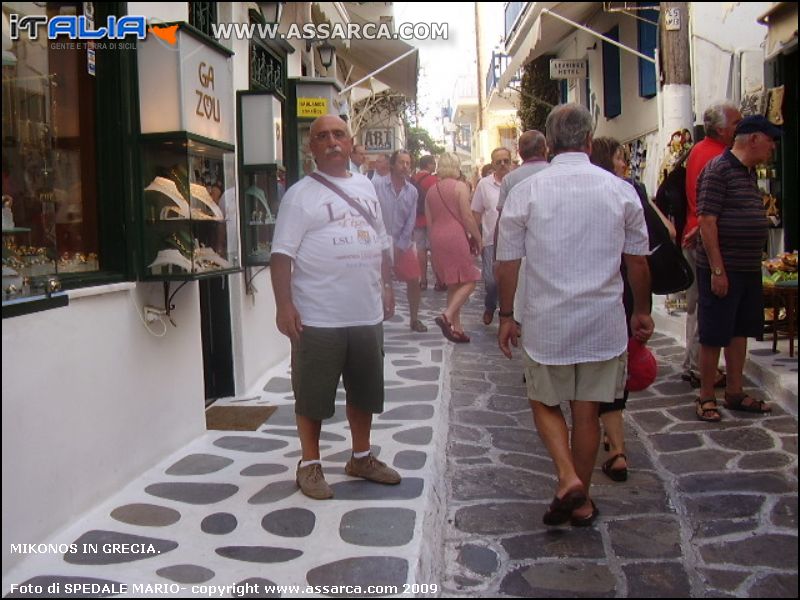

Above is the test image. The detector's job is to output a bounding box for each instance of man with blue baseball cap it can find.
[692,114,782,422]
[733,114,784,140]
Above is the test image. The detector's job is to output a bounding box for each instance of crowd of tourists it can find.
[270,103,780,527]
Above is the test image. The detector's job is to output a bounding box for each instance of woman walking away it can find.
[426,153,482,343]
[590,137,671,482]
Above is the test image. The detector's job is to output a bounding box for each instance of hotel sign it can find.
[550,59,587,79]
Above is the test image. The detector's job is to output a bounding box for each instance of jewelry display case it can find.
[2,202,63,303]
[140,134,240,280]
[236,91,284,267]
[240,166,280,265]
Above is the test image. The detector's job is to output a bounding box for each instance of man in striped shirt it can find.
[694,115,780,421]
[496,104,653,527]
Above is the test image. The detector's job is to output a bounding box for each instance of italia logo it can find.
[9,14,147,40]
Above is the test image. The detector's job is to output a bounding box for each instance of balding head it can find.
[518,130,547,160]
[309,115,352,176]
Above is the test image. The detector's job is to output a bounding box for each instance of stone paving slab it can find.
[442,295,798,598]
[3,283,797,598]
[2,288,454,599]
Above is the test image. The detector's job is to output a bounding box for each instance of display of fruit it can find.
[763,251,798,274]
[763,270,798,287]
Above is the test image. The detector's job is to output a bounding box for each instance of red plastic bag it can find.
[627,338,657,392]
[394,247,421,281]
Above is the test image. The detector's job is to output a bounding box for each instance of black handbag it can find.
[648,240,694,295]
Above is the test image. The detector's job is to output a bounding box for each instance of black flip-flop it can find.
[570,500,600,527]
[601,454,628,482]
[543,488,587,526]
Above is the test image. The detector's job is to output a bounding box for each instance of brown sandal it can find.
[724,392,771,414]
[696,397,722,422]
[410,319,428,333]
[435,314,460,343]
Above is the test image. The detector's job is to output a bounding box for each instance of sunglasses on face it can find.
[312,130,349,142]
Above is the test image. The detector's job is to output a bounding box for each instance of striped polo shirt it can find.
[696,149,768,272]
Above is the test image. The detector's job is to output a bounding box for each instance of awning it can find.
[498,2,601,91]
[758,2,798,58]
[314,2,350,28]
[334,37,418,98]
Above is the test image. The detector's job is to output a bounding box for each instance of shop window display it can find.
[140,136,239,279]
[240,166,281,265]
[2,3,99,301]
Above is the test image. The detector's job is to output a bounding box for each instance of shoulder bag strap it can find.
[436,182,467,231]
[308,172,379,232]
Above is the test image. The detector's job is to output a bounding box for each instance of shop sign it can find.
[364,129,393,152]
[241,93,283,165]
[138,27,234,143]
[298,98,328,118]
[549,59,587,79]
[665,8,681,31]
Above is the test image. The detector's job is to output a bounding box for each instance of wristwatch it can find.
[711,267,724,277]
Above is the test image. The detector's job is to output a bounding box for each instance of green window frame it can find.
[189,2,218,38]
[2,2,139,318]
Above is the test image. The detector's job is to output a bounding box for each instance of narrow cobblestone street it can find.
[442,295,797,598]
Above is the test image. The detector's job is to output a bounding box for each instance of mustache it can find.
[325,146,344,155]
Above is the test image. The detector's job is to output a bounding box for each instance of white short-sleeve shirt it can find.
[272,171,391,327]
[470,174,502,245]
[497,152,649,365]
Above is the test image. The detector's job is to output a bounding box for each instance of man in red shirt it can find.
[681,101,742,388]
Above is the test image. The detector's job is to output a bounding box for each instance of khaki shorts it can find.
[291,324,385,421]
[523,352,627,406]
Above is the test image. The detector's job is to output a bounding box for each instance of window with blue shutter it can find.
[602,26,621,119]
[638,2,659,98]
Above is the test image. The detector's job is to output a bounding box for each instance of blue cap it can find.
[735,115,783,139]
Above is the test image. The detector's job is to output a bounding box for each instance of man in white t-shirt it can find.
[350,144,367,176]
[271,115,401,499]
[496,104,654,527]
[471,147,512,325]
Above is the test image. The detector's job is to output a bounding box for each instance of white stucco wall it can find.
[556,10,659,145]
[128,2,188,23]
[219,3,291,397]
[689,2,771,122]
[229,270,289,396]
[2,283,206,573]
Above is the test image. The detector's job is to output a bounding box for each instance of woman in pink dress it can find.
[425,153,482,342]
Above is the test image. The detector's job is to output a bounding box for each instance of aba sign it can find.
[364,129,393,152]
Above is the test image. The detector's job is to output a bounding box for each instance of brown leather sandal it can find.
[696,397,722,422]
[410,319,428,333]
[434,314,460,343]
[724,392,771,414]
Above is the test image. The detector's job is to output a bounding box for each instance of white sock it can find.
[352,450,371,459]
[299,459,322,468]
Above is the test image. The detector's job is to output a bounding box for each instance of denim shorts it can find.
[697,268,764,347]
